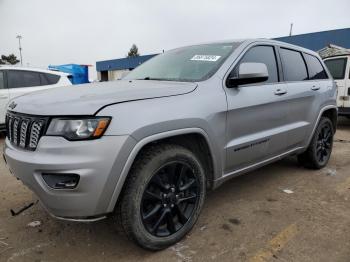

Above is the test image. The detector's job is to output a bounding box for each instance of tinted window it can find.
[280,48,308,81]
[304,54,328,80]
[40,73,60,85]
[8,70,41,89]
[0,71,4,89]
[235,45,278,83]
[324,58,347,80]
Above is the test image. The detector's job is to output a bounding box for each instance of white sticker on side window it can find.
[190,55,221,62]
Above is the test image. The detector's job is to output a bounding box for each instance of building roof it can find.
[274,28,350,51]
[96,54,158,72]
[318,44,350,59]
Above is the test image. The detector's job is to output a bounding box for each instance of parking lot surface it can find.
[1,118,350,262]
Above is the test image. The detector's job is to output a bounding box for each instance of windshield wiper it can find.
[139,76,162,80]
[135,77,167,81]
[134,77,190,82]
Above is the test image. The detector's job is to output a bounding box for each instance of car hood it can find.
[9,80,197,116]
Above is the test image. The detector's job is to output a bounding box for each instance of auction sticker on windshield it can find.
[191,55,221,62]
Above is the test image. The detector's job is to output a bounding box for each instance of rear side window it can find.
[234,45,279,83]
[7,70,41,89]
[280,48,308,81]
[304,54,328,80]
[0,71,4,89]
[324,58,347,80]
[40,73,60,85]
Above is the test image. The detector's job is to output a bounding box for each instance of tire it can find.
[297,117,334,169]
[118,144,206,250]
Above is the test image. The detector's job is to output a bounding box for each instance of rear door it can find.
[278,47,317,150]
[324,57,349,107]
[224,45,289,173]
[303,53,331,140]
[0,71,10,124]
[7,70,42,99]
[7,70,63,100]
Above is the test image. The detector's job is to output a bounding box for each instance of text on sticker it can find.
[191,55,221,62]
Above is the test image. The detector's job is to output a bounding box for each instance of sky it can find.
[0,0,349,79]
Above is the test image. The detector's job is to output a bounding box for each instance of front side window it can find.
[125,42,241,82]
[7,70,41,89]
[0,71,4,89]
[324,58,347,80]
[280,48,308,81]
[233,45,279,83]
[304,54,328,80]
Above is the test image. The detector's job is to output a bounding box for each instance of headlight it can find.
[46,117,111,140]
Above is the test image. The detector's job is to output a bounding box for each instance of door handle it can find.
[274,88,287,96]
[311,85,320,91]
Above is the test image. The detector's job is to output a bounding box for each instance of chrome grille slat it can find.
[29,121,44,149]
[8,116,13,142]
[5,112,48,151]
[13,118,20,145]
[5,115,9,136]
[19,119,30,148]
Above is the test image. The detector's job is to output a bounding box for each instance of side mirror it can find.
[227,62,269,88]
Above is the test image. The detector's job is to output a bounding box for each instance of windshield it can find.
[124,42,241,82]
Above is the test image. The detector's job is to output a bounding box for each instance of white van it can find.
[324,55,350,116]
[0,66,72,129]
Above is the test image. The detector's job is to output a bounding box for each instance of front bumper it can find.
[4,135,135,219]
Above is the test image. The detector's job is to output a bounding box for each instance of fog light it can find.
[42,173,80,189]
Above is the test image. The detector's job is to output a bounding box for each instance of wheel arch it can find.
[107,128,218,213]
[306,105,338,147]
[321,107,338,132]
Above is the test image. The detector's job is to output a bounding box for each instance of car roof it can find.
[245,38,320,56]
[178,38,321,57]
[0,66,70,76]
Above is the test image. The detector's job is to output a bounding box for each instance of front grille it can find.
[6,112,49,151]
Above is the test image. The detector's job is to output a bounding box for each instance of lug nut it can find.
[171,188,175,192]
[163,194,167,198]
[163,204,167,207]
[170,204,174,208]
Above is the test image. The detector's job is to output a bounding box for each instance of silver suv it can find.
[3,39,337,250]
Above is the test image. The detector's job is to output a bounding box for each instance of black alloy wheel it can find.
[315,123,332,165]
[118,144,206,250]
[141,161,199,237]
[297,117,334,169]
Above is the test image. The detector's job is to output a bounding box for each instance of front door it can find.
[224,45,289,174]
[0,71,10,125]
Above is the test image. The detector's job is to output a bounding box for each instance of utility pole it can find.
[16,35,23,66]
[289,23,293,36]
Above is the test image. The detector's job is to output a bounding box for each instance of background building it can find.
[96,28,350,82]
[274,28,350,51]
[96,54,157,81]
